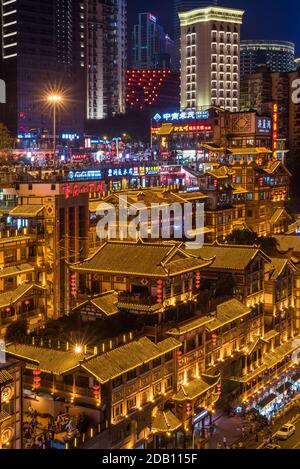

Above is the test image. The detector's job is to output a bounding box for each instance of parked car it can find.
[275,424,295,440]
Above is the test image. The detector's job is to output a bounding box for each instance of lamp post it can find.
[48,95,62,159]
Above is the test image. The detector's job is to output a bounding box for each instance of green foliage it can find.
[224,229,279,256]
[215,273,236,298]
[76,413,90,434]
[5,319,28,342]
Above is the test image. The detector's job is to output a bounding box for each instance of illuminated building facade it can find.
[126,70,180,111]
[179,6,244,111]
[240,68,300,151]
[131,13,174,70]
[240,40,295,78]
[0,0,85,138]
[173,1,218,71]
[85,0,127,120]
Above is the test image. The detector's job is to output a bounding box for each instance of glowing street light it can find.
[74,344,83,354]
[48,94,63,158]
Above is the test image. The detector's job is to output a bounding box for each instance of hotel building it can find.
[179,5,244,111]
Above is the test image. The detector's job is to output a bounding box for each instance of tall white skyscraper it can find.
[179,5,244,111]
[173,1,218,70]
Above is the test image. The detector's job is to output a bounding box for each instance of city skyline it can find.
[128,0,300,54]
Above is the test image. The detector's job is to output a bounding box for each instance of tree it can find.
[76,413,90,434]
[0,123,14,155]
[215,273,236,298]
[224,228,258,246]
[257,236,279,256]
[5,319,28,342]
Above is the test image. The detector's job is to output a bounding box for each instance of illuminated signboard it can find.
[257,118,271,133]
[272,104,278,158]
[173,125,212,133]
[153,110,209,123]
[69,170,102,180]
[62,133,80,140]
[149,14,156,23]
[64,181,104,199]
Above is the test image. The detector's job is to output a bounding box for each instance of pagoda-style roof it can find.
[264,160,292,176]
[81,337,181,384]
[269,208,292,227]
[266,257,296,281]
[0,283,45,309]
[5,343,87,375]
[173,374,219,401]
[187,242,271,271]
[206,299,251,332]
[73,291,120,317]
[70,240,211,278]
[166,315,213,336]
[229,147,272,155]
[151,410,182,433]
[0,263,35,279]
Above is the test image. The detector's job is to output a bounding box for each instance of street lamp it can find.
[48,94,62,159]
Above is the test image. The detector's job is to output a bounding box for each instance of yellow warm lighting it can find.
[48,95,62,103]
[74,345,83,354]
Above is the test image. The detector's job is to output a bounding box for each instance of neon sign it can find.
[153,110,209,123]
[69,170,102,180]
[64,182,104,199]
[173,125,212,133]
[272,103,278,159]
[257,118,271,133]
[149,14,156,23]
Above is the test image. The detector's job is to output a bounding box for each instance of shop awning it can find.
[151,410,182,433]
[157,124,173,135]
[258,393,277,409]
[9,205,44,217]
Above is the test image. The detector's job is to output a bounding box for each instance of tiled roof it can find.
[274,235,300,253]
[74,291,120,317]
[173,374,219,401]
[270,209,291,226]
[0,283,45,308]
[5,343,86,375]
[0,263,35,279]
[81,337,181,384]
[206,299,251,331]
[166,316,213,336]
[187,243,266,271]
[267,258,294,280]
[152,410,182,433]
[71,240,211,278]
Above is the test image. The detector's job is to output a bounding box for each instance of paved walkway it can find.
[207,411,249,449]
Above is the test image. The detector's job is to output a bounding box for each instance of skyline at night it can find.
[128,0,300,54]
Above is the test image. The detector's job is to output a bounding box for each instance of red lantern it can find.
[33,377,41,384]
[195,271,201,289]
[93,384,100,399]
[33,369,41,376]
[186,401,192,416]
[211,333,217,346]
[217,383,221,395]
[259,177,263,187]
[156,279,163,304]
[25,299,30,306]
[177,350,183,367]
[5,307,11,313]
[70,273,77,297]
[214,179,218,189]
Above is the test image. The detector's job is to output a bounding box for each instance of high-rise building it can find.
[131,13,174,70]
[173,0,218,71]
[240,40,295,78]
[85,0,127,120]
[240,68,300,151]
[0,0,85,138]
[179,5,244,111]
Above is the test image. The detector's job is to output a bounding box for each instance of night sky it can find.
[128,0,300,55]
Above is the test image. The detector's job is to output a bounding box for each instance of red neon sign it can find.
[272,103,278,159]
